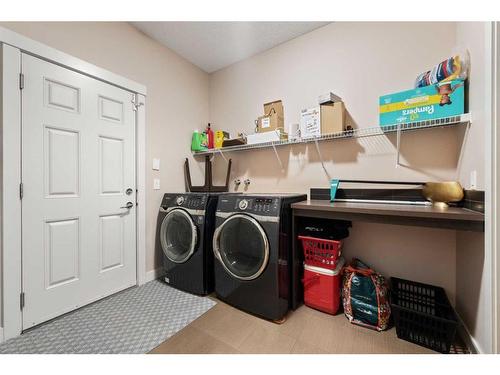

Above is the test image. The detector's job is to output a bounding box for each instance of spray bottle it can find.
[206,123,214,149]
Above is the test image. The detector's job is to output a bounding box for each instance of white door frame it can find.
[492,21,500,354]
[0,26,147,341]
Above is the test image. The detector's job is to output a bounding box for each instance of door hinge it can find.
[19,182,23,200]
[19,73,24,90]
[20,292,25,310]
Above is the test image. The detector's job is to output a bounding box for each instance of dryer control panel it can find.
[185,194,207,209]
[161,193,207,209]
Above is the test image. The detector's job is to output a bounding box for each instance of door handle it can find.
[121,202,134,209]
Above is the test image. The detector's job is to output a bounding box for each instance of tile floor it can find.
[150,299,434,354]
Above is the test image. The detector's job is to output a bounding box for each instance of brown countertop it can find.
[291,200,484,232]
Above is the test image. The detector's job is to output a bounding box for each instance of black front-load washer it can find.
[156,193,219,295]
[212,193,307,320]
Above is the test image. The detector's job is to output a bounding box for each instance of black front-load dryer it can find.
[212,193,307,320]
[156,193,218,295]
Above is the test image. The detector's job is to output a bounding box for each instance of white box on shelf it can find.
[318,92,342,104]
[300,107,321,138]
[246,130,282,145]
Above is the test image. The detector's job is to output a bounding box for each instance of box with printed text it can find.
[379,79,465,126]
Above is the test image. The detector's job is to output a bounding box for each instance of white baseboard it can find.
[456,312,481,354]
[144,267,164,283]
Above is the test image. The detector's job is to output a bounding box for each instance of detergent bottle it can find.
[200,131,208,149]
[206,123,214,149]
[191,130,207,152]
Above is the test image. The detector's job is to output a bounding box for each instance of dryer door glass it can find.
[214,214,269,280]
[160,209,198,263]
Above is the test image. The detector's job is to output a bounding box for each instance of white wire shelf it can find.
[192,113,471,157]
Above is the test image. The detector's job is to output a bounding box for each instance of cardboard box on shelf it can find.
[379,79,465,126]
[222,137,246,147]
[321,101,345,134]
[256,114,284,133]
[256,100,284,133]
[300,102,345,138]
[264,100,284,118]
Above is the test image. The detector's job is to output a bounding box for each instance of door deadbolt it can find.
[126,188,134,195]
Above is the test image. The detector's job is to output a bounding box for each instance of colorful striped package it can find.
[415,53,468,88]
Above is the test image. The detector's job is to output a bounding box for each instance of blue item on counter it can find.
[330,179,340,202]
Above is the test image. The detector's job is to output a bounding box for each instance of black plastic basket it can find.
[390,277,458,353]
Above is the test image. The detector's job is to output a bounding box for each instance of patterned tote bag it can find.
[342,258,391,331]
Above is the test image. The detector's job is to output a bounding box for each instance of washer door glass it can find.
[160,209,197,263]
[214,214,269,280]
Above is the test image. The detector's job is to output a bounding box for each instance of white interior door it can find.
[21,54,137,329]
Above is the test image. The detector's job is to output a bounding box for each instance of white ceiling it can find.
[131,22,329,73]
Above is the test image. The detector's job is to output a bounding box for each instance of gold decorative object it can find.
[422,181,464,209]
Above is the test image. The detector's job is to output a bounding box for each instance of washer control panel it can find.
[233,197,280,215]
[176,196,185,205]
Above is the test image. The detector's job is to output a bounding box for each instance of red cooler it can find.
[303,257,345,314]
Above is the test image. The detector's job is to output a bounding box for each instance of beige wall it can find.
[456,231,488,352]
[455,22,492,354]
[0,22,210,273]
[455,23,488,190]
[209,21,462,301]
[343,223,456,304]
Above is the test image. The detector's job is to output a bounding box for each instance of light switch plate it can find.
[153,178,161,190]
[470,170,477,190]
[152,158,160,171]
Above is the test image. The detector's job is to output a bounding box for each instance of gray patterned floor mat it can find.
[0,280,216,354]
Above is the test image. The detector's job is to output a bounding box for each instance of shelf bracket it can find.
[314,139,331,180]
[455,120,471,181]
[217,148,228,163]
[271,142,285,172]
[396,124,401,167]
